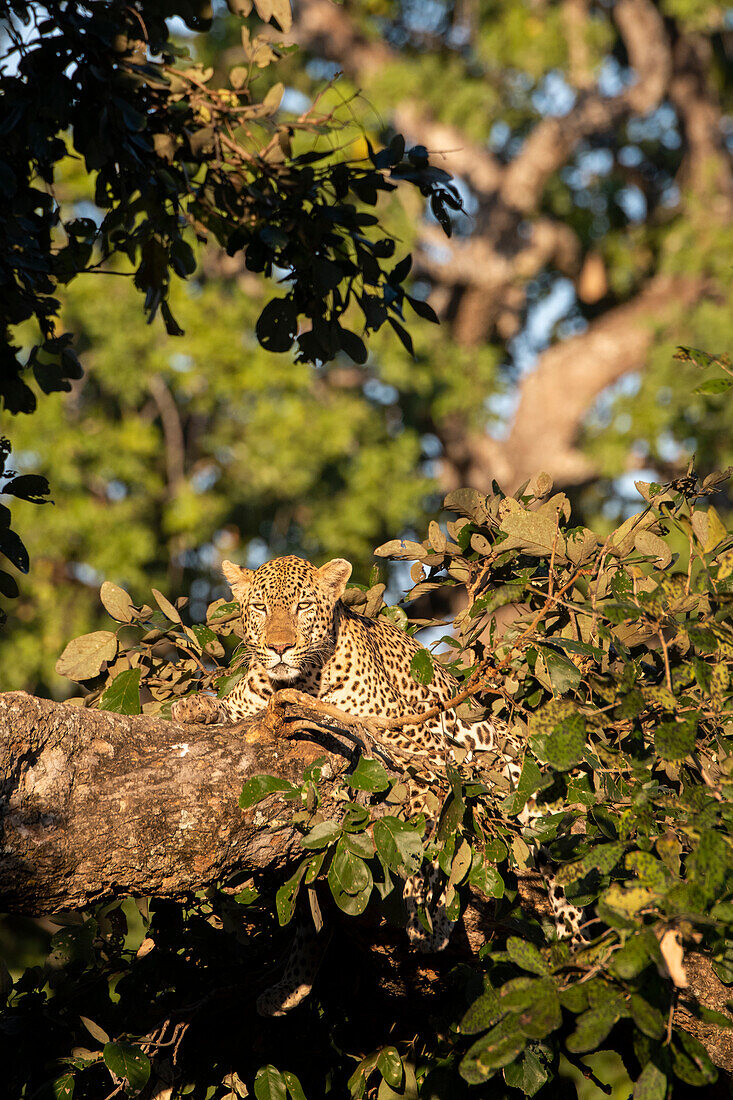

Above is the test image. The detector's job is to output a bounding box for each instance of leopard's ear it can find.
[318,558,352,601]
[221,560,254,605]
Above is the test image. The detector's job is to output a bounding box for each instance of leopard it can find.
[172,555,501,760]
[171,555,584,1013]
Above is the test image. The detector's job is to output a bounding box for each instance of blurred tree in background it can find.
[2,0,732,695]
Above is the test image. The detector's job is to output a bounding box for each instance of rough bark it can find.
[0,690,352,913]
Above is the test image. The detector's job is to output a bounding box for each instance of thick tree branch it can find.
[0,690,355,913]
[499,0,671,214]
[669,34,733,210]
[149,374,186,493]
[439,274,707,492]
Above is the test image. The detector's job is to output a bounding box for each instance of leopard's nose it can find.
[270,643,293,656]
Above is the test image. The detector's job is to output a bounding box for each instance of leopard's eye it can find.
[297,600,314,612]
[250,602,267,614]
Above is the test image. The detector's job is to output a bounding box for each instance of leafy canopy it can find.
[1,0,458,410]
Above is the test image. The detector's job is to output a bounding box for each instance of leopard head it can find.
[221,555,352,682]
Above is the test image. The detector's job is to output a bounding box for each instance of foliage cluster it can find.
[2,0,457,400]
[0,0,458,625]
[0,436,51,623]
[7,458,731,1097]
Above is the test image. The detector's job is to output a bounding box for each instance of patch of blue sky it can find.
[532,71,576,118]
[616,183,646,222]
[280,86,312,116]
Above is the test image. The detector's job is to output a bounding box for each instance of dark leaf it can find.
[2,474,51,503]
[0,527,30,573]
[387,317,414,357]
[406,295,438,323]
[256,297,299,354]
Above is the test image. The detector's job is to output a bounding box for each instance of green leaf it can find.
[609,934,654,980]
[190,624,221,651]
[566,1004,623,1053]
[283,1071,308,1100]
[409,648,433,685]
[675,345,720,369]
[503,1043,551,1097]
[535,714,586,771]
[629,994,665,1039]
[208,600,240,620]
[301,820,342,849]
[346,756,390,792]
[500,755,543,816]
[671,1030,717,1086]
[328,839,373,915]
[541,649,581,693]
[276,860,309,925]
[633,1062,667,1100]
[342,803,371,832]
[240,775,297,808]
[506,937,550,976]
[376,1047,403,1089]
[468,855,504,899]
[100,668,141,715]
[655,717,697,761]
[460,1017,527,1083]
[380,605,408,630]
[373,817,423,876]
[102,1042,150,1093]
[254,1065,287,1100]
[49,1074,75,1099]
[555,840,625,885]
[603,883,658,918]
[342,830,375,859]
[546,637,602,659]
[514,980,562,1039]
[460,985,502,1035]
[55,631,118,680]
[625,852,671,891]
[689,830,728,901]
[693,378,733,394]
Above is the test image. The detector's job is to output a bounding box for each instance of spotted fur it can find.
[173,555,500,761]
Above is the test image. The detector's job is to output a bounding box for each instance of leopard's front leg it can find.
[170,695,231,725]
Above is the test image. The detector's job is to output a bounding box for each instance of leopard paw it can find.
[171,695,226,725]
